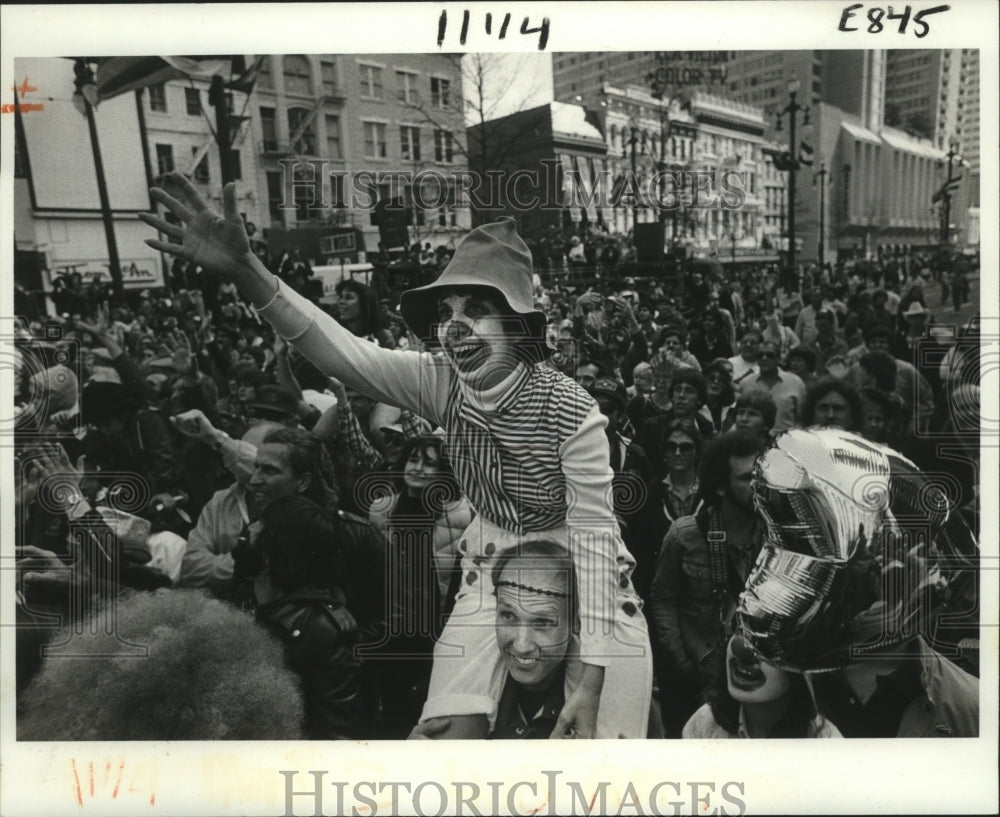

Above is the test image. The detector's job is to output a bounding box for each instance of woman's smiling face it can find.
[436,288,518,389]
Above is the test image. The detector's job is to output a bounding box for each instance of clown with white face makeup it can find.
[681,633,841,739]
[140,175,652,740]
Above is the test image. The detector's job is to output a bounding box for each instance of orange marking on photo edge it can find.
[89,761,94,797]
[1,103,45,113]
[112,758,125,798]
[71,759,83,807]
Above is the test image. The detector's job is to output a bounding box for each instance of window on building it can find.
[185,87,201,116]
[260,106,278,151]
[330,173,346,208]
[397,70,418,104]
[267,171,284,223]
[293,167,315,222]
[148,84,167,112]
[363,121,388,159]
[400,125,421,162]
[430,77,451,109]
[191,146,210,183]
[155,144,174,175]
[434,129,454,163]
[257,57,273,88]
[325,114,342,159]
[283,55,312,95]
[360,64,383,99]
[227,149,242,180]
[402,184,426,226]
[287,107,317,155]
[320,60,338,96]
[438,184,458,227]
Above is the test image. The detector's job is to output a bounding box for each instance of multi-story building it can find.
[955,48,980,245]
[14,54,471,307]
[245,53,470,257]
[884,49,963,148]
[570,83,773,259]
[552,53,660,105]
[725,49,975,260]
[465,101,608,237]
[14,56,167,299]
[726,51,823,135]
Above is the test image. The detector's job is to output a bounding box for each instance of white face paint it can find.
[726,634,792,704]
[436,290,518,389]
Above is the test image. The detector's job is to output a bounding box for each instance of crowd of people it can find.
[13,173,980,742]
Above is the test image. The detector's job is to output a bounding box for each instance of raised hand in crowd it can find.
[170,408,218,444]
[76,302,125,358]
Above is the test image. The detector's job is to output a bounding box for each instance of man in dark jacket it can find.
[649,431,764,736]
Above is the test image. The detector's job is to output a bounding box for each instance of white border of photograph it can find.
[1,3,997,815]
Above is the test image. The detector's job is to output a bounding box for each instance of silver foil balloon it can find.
[738,428,978,671]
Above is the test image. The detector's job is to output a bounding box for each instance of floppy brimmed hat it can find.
[399,218,550,361]
[80,381,141,423]
[249,385,299,421]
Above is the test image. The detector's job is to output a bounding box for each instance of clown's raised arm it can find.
[140,174,449,424]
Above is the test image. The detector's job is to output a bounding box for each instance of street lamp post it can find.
[625,117,639,230]
[72,58,124,301]
[646,62,675,244]
[778,186,786,254]
[776,79,809,281]
[815,161,828,266]
[940,137,960,248]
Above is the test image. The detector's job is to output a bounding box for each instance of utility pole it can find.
[815,161,827,266]
[940,137,960,249]
[777,79,809,280]
[626,118,639,230]
[72,58,124,301]
[209,75,238,185]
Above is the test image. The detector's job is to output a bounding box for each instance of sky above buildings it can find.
[462,52,554,123]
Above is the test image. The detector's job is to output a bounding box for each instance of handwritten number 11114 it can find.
[438,10,550,50]
[839,4,950,36]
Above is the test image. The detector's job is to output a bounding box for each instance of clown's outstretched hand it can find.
[140,173,251,281]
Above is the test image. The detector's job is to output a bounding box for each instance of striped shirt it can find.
[259,279,634,660]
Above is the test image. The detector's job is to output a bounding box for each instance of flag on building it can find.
[94,56,236,102]
[798,140,814,167]
[772,151,796,172]
[931,175,962,204]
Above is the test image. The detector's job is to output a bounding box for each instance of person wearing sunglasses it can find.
[702,360,737,435]
[655,418,705,533]
[737,340,806,435]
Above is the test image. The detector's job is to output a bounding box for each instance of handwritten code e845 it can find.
[438,10,550,50]
[839,4,950,37]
